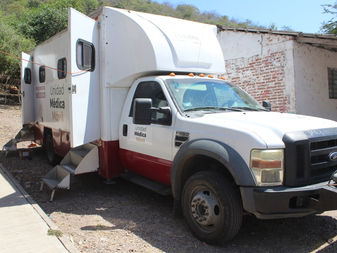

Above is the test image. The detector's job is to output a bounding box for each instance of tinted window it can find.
[130,82,169,124]
[24,68,31,84]
[76,39,95,71]
[57,58,67,79]
[39,66,45,83]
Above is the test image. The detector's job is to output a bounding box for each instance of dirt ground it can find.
[1,104,337,253]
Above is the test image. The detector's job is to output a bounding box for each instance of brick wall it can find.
[224,51,290,112]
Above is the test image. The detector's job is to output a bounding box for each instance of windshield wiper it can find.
[184,106,242,112]
[229,106,267,111]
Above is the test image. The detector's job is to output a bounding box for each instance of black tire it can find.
[181,171,242,244]
[44,132,58,165]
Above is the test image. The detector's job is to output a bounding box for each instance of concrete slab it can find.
[0,164,78,253]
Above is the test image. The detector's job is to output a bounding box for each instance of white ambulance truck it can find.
[16,7,337,244]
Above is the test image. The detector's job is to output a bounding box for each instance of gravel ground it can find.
[1,104,337,252]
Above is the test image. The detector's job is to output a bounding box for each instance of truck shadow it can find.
[42,174,337,253]
[2,151,337,253]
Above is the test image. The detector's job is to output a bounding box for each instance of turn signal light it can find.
[251,160,282,169]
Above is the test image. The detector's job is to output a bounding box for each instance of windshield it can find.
[165,78,265,113]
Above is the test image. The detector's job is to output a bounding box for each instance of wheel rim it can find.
[190,187,221,231]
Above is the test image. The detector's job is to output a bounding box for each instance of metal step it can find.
[41,142,99,201]
[61,164,76,174]
[121,172,172,196]
[41,165,71,201]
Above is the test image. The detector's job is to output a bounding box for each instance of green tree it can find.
[0,15,35,80]
[17,0,99,44]
[321,3,337,34]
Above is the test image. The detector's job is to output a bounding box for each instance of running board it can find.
[121,172,172,196]
[41,143,99,201]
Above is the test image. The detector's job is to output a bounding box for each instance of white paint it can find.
[294,43,337,121]
[30,29,71,133]
[21,52,35,124]
[119,76,177,161]
[100,7,225,89]
[69,8,100,147]
[217,32,262,59]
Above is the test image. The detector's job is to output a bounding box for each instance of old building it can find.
[217,27,337,121]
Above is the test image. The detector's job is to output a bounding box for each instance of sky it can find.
[154,0,336,33]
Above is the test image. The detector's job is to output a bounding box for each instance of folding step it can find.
[61,164,76,174]
[41,142,99,200]
[69,148,90,165]
[121,172,172,196]
[61,143,98,175]
[40,165,71,201]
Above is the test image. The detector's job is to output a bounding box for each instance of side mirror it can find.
[262,101,271,111]
[157,107,172,126]
[133,98,152,125]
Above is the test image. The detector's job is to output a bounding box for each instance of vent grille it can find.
[283,129,337,186]
[175,131,189,147]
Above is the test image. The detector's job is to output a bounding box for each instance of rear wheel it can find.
[182,171,242,244]
[44,132,58,165]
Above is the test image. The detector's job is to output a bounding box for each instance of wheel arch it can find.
[171,139,255,208]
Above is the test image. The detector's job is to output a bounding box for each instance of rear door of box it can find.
[69,8,100,147]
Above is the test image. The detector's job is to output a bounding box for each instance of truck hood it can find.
[189,111,337,148]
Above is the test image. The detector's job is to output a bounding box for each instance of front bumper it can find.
[240,181,337,219]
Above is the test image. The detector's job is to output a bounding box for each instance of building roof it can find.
[217,26,337,52]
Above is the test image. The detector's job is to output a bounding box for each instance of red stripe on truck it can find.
[120,149,172,185]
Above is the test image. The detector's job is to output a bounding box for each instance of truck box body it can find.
[19,6,337,244]
[22,7,225,149]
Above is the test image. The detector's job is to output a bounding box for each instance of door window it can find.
[24,68,32,84]
[130,81,170,125]
[39,66,45,83]
[57,58,67,79]
[76,39,95,71]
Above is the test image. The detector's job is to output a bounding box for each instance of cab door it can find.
[21,52,35,124]
[119,81,174,185]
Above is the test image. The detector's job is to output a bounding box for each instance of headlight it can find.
[250,149,284,186]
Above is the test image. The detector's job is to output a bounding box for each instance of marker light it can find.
[188,73,194,77]
[208,74,214,78]
[198,73,205,77]
[169,72,176,76]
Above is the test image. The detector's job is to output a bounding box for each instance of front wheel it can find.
[182,171,242,244]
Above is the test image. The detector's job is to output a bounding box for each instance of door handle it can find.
[123,124,128,136]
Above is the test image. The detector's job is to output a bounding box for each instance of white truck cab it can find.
[14,6,337,244]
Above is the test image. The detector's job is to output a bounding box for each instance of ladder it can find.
[40,143,99,201]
